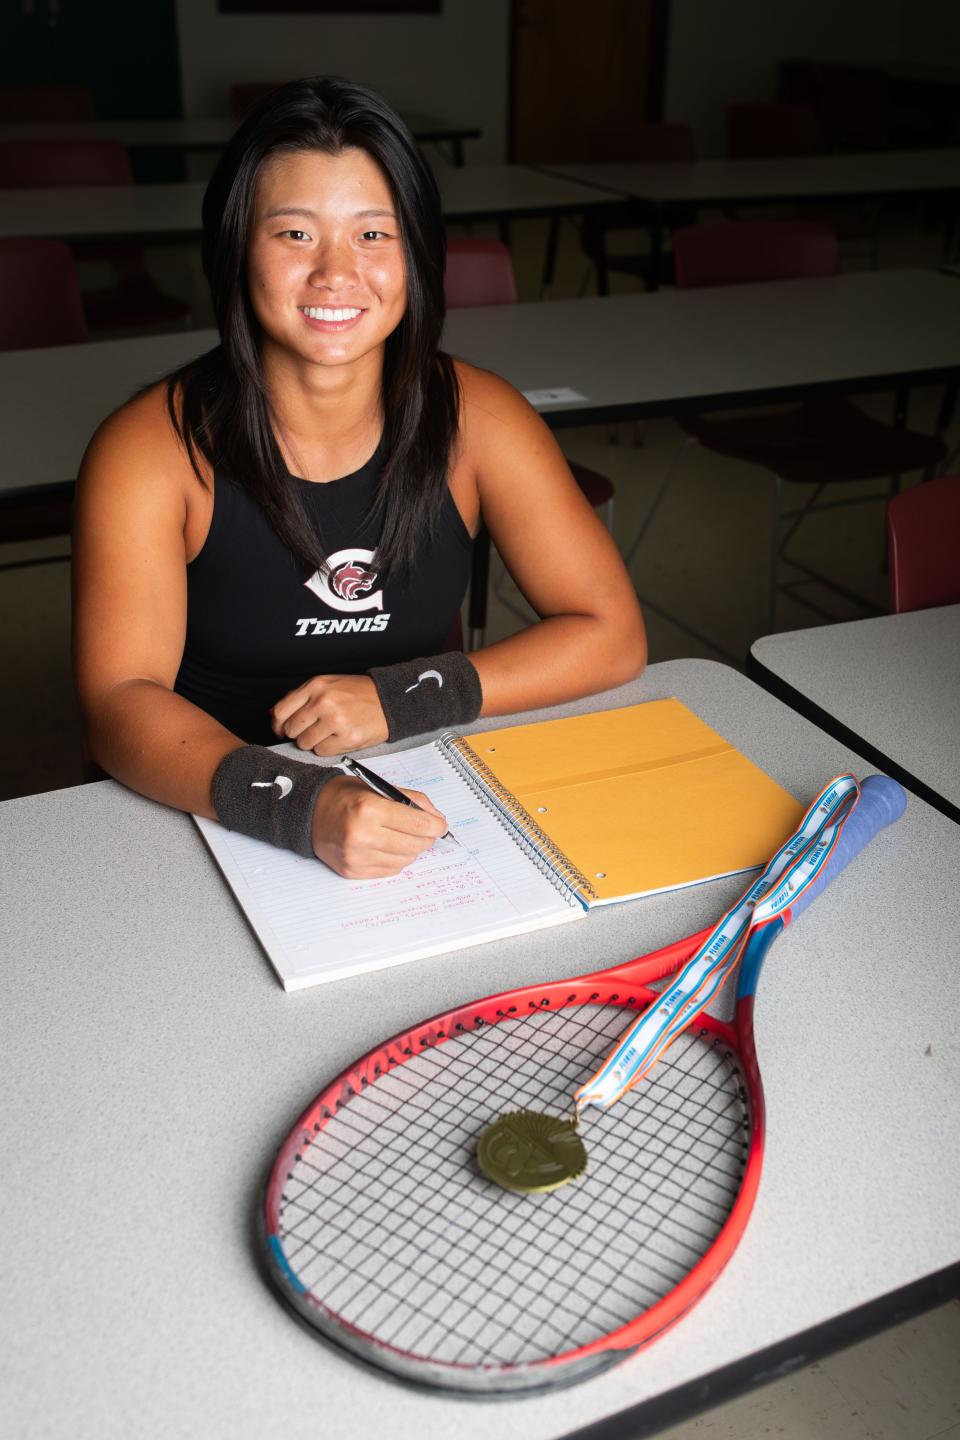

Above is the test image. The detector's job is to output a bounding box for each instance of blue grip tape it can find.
[736,774,906,1000]
[789,774,907,922]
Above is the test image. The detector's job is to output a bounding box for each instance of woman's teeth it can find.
[300,306,362,322]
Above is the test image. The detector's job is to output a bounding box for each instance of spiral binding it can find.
[438,733,598,907]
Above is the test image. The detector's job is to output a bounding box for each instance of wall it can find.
[174,0,509,163]
[897,0,960,65]
[663,0,903,156]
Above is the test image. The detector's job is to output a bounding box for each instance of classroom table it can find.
[3,268,958,648]
[4,269,958,505]
[748,606,960,826]
[1,659,957,1440]
[0,111,482,165]
[539,148,960,288]
[0,164,625,247]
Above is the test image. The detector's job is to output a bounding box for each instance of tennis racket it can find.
[262,774,905,1395]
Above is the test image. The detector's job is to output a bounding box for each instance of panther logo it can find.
[331,560,378,603]
[303,547,384,613]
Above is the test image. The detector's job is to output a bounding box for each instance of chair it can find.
[623,219,948,629]
[445,237,616,642]
[726,103,820,159]
[0,139,190,333]
[724,100,879,263]
[887,475,960,613]
[0,239,87,541]
[0,237,88,350]
[578,123,697,295]
[0,86,96,122]
[818,65,892,154]
[778,62,892,154]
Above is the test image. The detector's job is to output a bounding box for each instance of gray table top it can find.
[442,268,960,422]
[539,148,960,206]
[1,660,958,1440]
[3,267,958,500]
[0,178,207,243]
[0,111,481,150]
[750,606,960,812]
[0,165,621,244]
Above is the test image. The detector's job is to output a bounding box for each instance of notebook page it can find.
[194,741,579,991]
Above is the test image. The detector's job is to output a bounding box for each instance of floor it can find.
[1,197,958,1437]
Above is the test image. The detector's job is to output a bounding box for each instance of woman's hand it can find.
[312,775,448,878]
[272,674,388,755]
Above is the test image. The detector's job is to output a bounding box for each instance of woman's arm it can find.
[456,363,647,715]
[72,390,235,815]
[72,387,446,876]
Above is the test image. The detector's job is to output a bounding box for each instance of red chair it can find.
[0,238,87,350]
[0,239,87,540]
[0,139,190,333]
[623,219,948,629]
[444,237,519,308]
[0,86,96,122]
[579,122,697,295]
[887,475,960,613]
[725,98,880,263]
[445,237,616,641]
[726,103,819,159]
[671,218,838,288]
[819,65,892,153]
[0,137,133,187]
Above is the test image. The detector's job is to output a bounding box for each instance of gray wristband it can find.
[211,745,339,858]
[368,652,483,742]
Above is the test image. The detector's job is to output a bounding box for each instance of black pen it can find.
[339,756,459,844]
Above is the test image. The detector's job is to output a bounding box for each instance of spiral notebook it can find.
[194,699,802,991]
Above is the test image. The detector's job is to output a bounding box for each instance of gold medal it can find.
[476,1111,587,1194]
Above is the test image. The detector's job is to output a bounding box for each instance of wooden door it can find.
[510,0,667,163]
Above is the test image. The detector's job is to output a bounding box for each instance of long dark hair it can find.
[167,76,460,582]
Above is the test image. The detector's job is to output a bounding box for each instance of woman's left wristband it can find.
[368,652,482,742]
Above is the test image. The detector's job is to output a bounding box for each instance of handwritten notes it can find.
[194,744,577,990]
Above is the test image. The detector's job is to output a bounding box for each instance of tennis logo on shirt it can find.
[304,547,385,614]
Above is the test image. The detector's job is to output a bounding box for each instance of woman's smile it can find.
[298,303,366,332]
[248,146,406,371]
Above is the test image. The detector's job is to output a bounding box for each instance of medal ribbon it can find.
[574,773,861,1115]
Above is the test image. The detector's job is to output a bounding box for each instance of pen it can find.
[339,756,459,845]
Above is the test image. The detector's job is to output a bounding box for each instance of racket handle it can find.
[788,774,906,923]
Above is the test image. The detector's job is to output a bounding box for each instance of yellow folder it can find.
[461,698,803,903]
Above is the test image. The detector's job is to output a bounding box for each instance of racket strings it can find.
[276,1003,749,1370]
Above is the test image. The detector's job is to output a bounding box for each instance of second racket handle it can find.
[789,774,907,922]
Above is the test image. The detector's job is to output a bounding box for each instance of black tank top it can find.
[175,441,473,744]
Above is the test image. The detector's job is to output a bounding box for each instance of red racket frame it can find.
[262,918,768,1387]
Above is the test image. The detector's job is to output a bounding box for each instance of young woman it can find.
[73,77,646,878]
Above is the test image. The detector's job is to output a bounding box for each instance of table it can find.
[748,606,960,825]
[5,269,957,506]
[3,268,958,650]
[539,148,960,288]
[0,165,624,247]
[1,659,957,1439]
[442,268,958,642]
[0,111,482,165]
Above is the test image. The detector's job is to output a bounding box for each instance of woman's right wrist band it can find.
[211,745,338,858]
